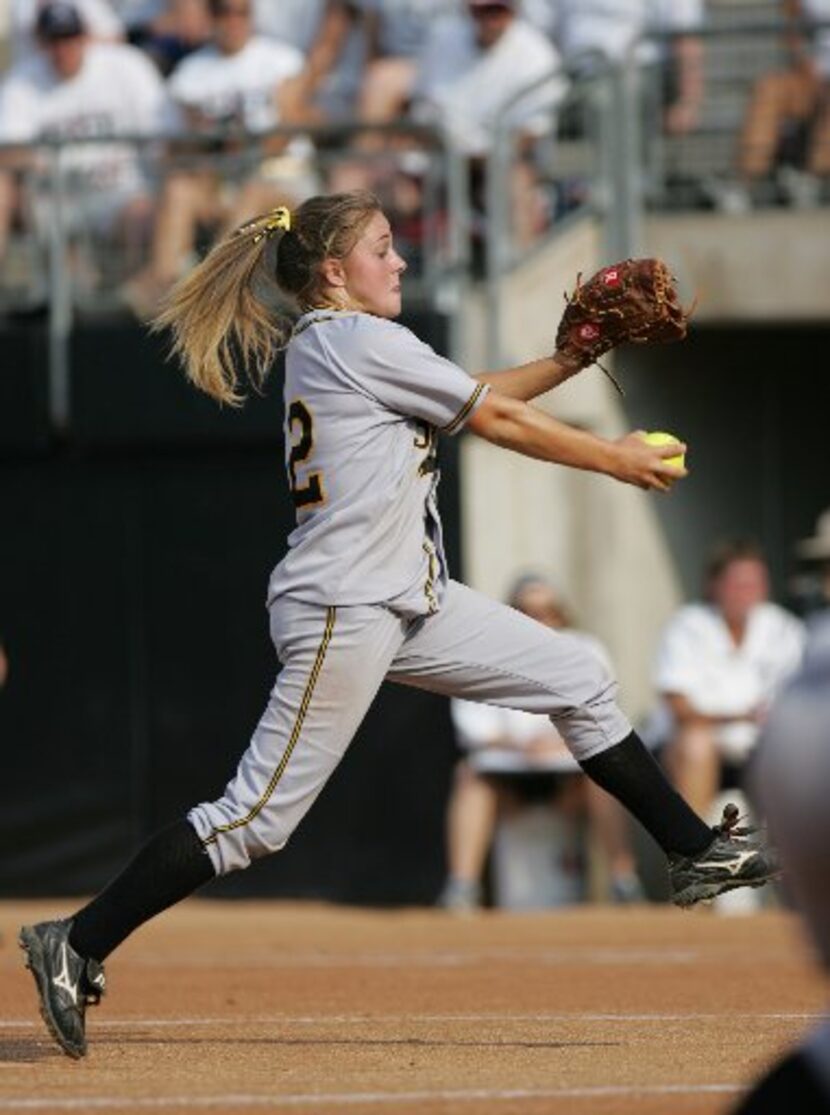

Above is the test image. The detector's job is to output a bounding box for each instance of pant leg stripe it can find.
[201,606,337,848]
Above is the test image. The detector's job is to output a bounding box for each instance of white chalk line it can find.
[0,1083,745,1110]
[3,944,792,973]
[88,947,704,970]
[0,1010,819,1031]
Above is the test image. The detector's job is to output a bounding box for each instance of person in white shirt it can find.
[410,0,565,245]
[651,540,805,821]
[440,574,645,911]
[0,2,170,267]
[414,0,565,157]
[124,0,316,316]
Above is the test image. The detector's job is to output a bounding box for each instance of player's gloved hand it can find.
[553,259,690,391]
[610,431,688,492]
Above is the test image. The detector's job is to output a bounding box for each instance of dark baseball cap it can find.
[36,2,86,40]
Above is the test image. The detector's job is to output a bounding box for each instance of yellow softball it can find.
[640,430,686,471]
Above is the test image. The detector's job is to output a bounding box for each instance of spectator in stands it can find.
[411,0,566,247]
[122,0,316,317]
[0,3,170,274]
[354,0,465,128]
[252,0,329,52]
[11,0,124,58]
[650,539,805,823]
[707,0,830,212]
[736,0,830,207]
[113,0,211,76]
[265,2,368,124]
[735,641,830,1112]
[279,1,465,129]
[440,574,644,912]
[532,0,706,135]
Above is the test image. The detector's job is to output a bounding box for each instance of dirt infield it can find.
[0,899,824,1114]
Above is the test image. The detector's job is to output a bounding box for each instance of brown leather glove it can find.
[554,258,689,378]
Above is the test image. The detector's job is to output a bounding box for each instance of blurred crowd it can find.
[1,0,828,311]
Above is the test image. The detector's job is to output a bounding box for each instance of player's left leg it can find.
[20,600,406,1057]
[388,581,779,907]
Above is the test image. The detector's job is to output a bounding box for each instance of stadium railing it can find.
[0,120,473,430]
[2,14,829,429]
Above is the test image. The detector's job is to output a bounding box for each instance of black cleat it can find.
[668,804,781,909]
[19,919,105,1059]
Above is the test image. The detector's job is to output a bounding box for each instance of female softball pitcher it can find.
[20,190,778,1059]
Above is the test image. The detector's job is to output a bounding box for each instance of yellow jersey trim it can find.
[202,606,337,847]
[442,382,487,436]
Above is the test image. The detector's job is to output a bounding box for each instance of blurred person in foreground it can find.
[0,2,170,275]
[440,574,644,911]
[650,540,805,824]
[733,640,830,1112]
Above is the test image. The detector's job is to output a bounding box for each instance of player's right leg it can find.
[389,581,778,908]
[20,599,406,1058]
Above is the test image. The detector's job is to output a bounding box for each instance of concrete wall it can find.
[645,211,830,323]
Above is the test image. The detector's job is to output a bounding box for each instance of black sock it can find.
[69,819,215,963]
[580,731,713,857]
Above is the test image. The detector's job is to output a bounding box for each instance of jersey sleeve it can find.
[349,321,490,435]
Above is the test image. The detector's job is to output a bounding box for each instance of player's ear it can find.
[319,256,347,291]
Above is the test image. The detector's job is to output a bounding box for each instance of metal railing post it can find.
[604,58,645,260]
[484,65,570,368]
[46,143,72,433]
[484,119,514,368]
[443,134,472,367]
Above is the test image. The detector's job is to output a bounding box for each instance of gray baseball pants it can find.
[188,580,631,875]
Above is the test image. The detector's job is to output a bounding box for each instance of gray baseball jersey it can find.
[267,310,488,618]
[187,311,631,874]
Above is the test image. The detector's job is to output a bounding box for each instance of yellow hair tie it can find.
[250,206,292,245]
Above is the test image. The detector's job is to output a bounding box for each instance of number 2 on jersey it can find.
[287,399,325,511]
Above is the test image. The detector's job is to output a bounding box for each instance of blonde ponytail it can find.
[152,193,382,407]
[151,209,293,407]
